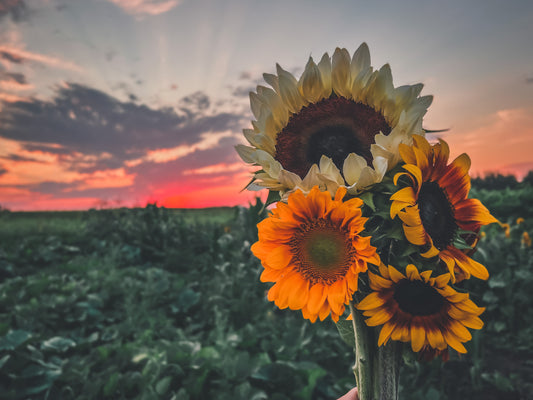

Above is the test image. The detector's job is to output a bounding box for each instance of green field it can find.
[1,177,532,399]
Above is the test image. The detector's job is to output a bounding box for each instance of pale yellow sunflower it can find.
[251,186,380,322]
[390,135,498,282]
[357,264,485,355]
[236,43,433,199]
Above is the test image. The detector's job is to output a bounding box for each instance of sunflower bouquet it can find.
[236,43,497,400]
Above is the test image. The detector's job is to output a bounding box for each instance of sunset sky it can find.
[0,0,532,210]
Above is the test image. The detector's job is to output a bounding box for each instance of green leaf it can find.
[0,354,10,369]
[425,387,442,400]
[400,244,419,257]
[265,190,281,208]
[155,376,172,395]
[250,362,297,389]
[359,192,375,211]
[453,235,473,250]
[103,372,120,396]
[0,330,32,351]
[488,277,506,289]
[178,288,200,312]
[41,336,76,353]
[335,319,355,348]
[299,367,327,399]
[493,321,507,332]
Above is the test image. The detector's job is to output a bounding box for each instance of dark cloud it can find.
[29,181,73,195]
[0,70,27,84]
[0,0,28,22]
[22,143,72,155]
[178,91,210,112]
[0,83,244,165]
[232,85,254,98]
[0,82,249,207]
[1,153,39,162]
[105,50,117,62]
[526,76,533,84]
[0,50,24,64]
[239,71,252,80]
[111,82,138,102]
[229,71,266,98]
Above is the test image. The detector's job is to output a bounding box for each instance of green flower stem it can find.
[349,301,401,400]
[375,341,401,400]
[349,301,373,400]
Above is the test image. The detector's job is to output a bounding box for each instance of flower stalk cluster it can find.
[237,43,497,400]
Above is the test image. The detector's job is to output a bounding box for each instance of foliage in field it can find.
[1,180,533,399]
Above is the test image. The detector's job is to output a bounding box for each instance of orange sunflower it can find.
[390,135,498,282]
[251,186,380,322]
[357,264,484,355]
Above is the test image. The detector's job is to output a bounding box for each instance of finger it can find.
[337,387,358,400]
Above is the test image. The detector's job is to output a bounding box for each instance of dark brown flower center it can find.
[290,218,354,285]
[418,181,458,250]
[275,96,391,178]
[393,279,445,316]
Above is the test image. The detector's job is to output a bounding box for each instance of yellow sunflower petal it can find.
[449,320,472,341]
[461,316,484,330]
[443,330,467,353]
[365,308,392,326]
[357,292,386,310]
[450,248,489,281]
[402,164,423,188]
[421,245,439,258]
[403,224,428,246]
[378,322,395,346]
[387,265,406,283]
[390,186,417,203]
[390,200,411,219]
[427,328,446,350]
[368,271,393,290]
[398,207,423,227]
[405,264,421,280]
[410,324,426,352]
[399,142,416,164]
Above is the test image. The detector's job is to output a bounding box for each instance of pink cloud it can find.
[0,139,136,190]
[0,80,33,91]
[106,0,181,16]
[0,45,84,72]
[0,92,28,103]
[125,131,236,167]
[183,162,246,176]
[72,168,136,191]
[439,107,533,177]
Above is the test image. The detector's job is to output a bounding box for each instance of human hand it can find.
[337,387,358,400]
